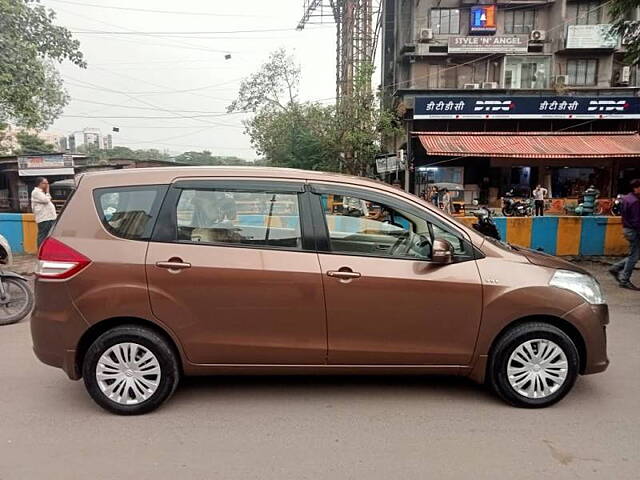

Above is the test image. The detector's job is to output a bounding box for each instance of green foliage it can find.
[229,49,400,175]
[0,0,86,128]
[83,147,254,166]
[173,150,256,166]
[16,131,55,154]
[609,0,640,65]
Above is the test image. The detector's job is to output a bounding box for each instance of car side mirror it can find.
[432,238,454,264]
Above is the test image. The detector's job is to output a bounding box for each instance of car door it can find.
[309,183,483,365]
[146,179,327,365]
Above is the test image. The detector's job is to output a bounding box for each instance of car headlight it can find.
[549,270,605,305]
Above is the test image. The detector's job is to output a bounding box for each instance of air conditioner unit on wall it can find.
[482,82,499,89]
[553,75,568,87]
[530,30,547,42]
[464,83,481,89]
[418,28,434,43]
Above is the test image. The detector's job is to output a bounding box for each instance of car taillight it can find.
[37,238,91,279]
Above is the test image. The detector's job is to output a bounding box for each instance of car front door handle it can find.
[156,260,192,270]
[327,270,361,280]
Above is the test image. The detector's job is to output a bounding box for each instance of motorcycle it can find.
[471,203,501,241]
[611,194,623,216]
[0,234,34,326]
[502,190,532,217]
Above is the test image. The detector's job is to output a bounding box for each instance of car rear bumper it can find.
[30,279,88,380]
[563,302,609,375]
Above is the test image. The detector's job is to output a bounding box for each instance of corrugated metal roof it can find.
[416,132,640,158]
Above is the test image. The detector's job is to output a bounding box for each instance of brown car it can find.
[31,167,609,414]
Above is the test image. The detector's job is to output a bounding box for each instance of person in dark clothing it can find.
[609,179,640,290]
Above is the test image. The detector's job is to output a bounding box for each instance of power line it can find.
[71,27,334,35]
[45,0,278,18]
[69,98,247,114]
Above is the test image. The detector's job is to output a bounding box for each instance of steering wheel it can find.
[388,231,410,256]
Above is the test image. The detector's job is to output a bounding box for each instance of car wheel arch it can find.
[485,315,587,379]
[75,317,184,379]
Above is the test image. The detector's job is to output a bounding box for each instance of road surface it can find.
[0,263,638,479]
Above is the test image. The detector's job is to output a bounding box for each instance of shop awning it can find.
[416,132,640,158]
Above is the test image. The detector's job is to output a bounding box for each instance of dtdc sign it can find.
[414,96,640,119]
[470,5,497,34]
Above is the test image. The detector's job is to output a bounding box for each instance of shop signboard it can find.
[414,96,640,119]
[18,154,75,177]
[448,35,528,53]
[376,155,404,174]
[566,24,618,49]
[469,5,497,35]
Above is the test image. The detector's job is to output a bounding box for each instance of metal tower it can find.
[297,0,379,102]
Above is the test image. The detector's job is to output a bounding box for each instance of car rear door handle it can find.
[327,270,361,280]
[156,260,191,270]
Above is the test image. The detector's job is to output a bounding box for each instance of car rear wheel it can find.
[488,322,579,408]
[82,325,180,415]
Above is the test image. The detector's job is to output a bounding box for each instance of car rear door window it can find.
[94,185,166,240]
[175,188,302,249]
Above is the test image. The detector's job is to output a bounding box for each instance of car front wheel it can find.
[82,325,180,415]
[489,322,579,408]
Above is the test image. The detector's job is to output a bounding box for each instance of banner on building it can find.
[375,154,404,174]
[414,96,640,119]
[566,25,618,49]
[448,35,528,53]
[18,154,75,177]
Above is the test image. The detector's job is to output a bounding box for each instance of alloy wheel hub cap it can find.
[507,339,568,399]
[96,342,161,405]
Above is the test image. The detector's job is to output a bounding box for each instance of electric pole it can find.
[297,0,379,104]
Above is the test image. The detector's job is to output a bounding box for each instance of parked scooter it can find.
[471,202,501,241]
[502,190,532,217]
[0,234,34,326]
[611,194,623,216]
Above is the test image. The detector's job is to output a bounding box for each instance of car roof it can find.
[80,166,397,193]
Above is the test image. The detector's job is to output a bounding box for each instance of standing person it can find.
[430,186,439,206]
[533,184,548,216]
[441,188,452,215]
[31,177,57,247]
[609,179,640,290]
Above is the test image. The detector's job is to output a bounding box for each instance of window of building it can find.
[567,1,602,25]
[504,8,537,34]
[567,59,598,85]
[430,9,460,35]
[175,188,302,249]
[504,56,551,89]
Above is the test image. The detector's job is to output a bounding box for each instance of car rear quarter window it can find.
[93,185,167,240]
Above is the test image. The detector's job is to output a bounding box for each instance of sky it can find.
[42,0,340,159]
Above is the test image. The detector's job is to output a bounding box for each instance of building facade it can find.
[381,0,640,208]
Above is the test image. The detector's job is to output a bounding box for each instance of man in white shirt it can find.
[533,184,548,216]
[31,177,57,247]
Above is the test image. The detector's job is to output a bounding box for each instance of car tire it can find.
[82,325,180,415]
[488,322,579,408]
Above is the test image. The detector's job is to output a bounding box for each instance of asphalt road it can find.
[1,263,638,480]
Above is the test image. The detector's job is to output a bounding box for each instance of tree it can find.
[0,0,86,129]
[174,151,255,166]
[16,131,55,154]
[610,0,640,65]
[229,49,399,175]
